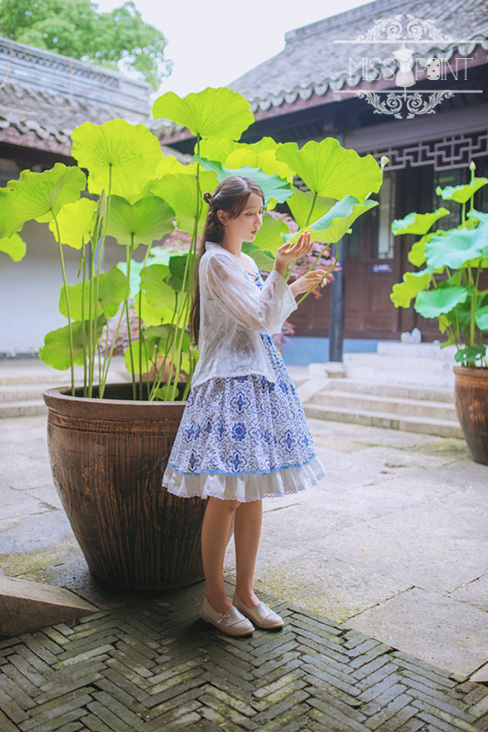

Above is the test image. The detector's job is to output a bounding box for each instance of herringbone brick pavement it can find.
[1,580,488,732]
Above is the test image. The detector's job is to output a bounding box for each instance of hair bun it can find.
[203,192,213,205]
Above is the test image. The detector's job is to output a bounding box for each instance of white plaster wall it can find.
[0,221,129,356]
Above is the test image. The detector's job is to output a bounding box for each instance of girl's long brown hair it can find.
[188,175,265,347]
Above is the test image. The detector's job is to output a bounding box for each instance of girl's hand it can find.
[275,230,313,266]
[289,269,332,297]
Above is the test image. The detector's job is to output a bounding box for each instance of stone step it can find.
[304,403,463,438]
[377,341,457,358]
[323,378,454,403]
[343,364,454,388]
[0,399,48,417]
[314,390,457,421]
[344,352,456,373]
[0,383,71,402]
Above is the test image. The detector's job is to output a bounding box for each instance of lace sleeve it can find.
[202,250,298,335]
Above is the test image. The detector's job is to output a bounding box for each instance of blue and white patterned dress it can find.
[162,269,327,502]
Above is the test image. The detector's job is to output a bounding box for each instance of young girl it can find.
[162,175,328,637]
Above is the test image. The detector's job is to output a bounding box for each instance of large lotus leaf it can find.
[49,198,97,249]
[152,171,219,236]
[414,284,469,319]
[454,345,486,365]
[390,270,433,308]
[0,233,26,262]
[475,305,488,331]
[425,223,488,270]
[251,215,289,259]
[194,157,292,207]
[275,139,381,200]
[152,87,254,140]
[106,195,175,247]
[59,267,127,320]
[140,264,175,308]
[436,177,488,204]
[283,196,378,245]
[467,208,488,227]
[245,247,275,272]
[392,208,450,236]
[2,164,86,235]
[116,259,145,300]
[225,148,292,183]
[287,188,337,229]
[135,291,174,326]
[123,338,155,376]
[39,317,105,370]
[71,120,163,198]
[144,324,190,374]
[156,155,196,179]
[165,253,192,292]
[407,229,450,268]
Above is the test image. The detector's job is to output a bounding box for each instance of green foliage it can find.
[71,120,162,198]
[152,88,254,140]
[390,163,488,368]
[0,233,26,262]
[6,86,382,399]
[0,0,172,90]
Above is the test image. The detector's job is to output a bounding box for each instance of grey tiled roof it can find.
[228,0,488,110]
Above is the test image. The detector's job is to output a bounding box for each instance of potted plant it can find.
[1,86,384,588]
[390,161,488,464]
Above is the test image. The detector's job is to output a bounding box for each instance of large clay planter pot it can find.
[453,366,488,465]
[43,382,207,589]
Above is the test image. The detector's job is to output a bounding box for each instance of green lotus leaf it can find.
[245,248,275,272]
[49,198,97,249]
[287,189,337,229]
[144,324,191,374]
[454,345,486,365]
[106,195,175,247]
[197,138,240,165]
[71,120,163,198]
[135,291,174,326]
[425,223,488,270]
[275,139,382,200]
[414,284,469,319]
[156,156,196,179]
[475,304,488,331]
[2,164,86,235]
[390,270,433,308]
[436,177,488,204]
[140,264,175,308]
[0,233,26,262]
[165,253,192,292]
[152,171,219,236]
[467,208,488,228]
[251,215,289,258]
[39,317,105,370]
[392,208,450,236]
[283,196,378,245]
[407,229,451,268]
[123,337,155,376]
[194,157,292,207]
[152,87,254,140]
[225,148,292,183]
[59,267,127,320]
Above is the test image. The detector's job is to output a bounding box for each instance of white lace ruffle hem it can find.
[162,455,326,502]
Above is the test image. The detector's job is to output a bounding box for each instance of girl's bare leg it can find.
[234,498,262,608]
[201,496,239,615]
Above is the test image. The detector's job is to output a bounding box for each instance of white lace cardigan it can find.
[190,241,298,390]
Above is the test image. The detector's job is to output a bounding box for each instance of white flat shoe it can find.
[201,596,255,636]
[233,591,284,630]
